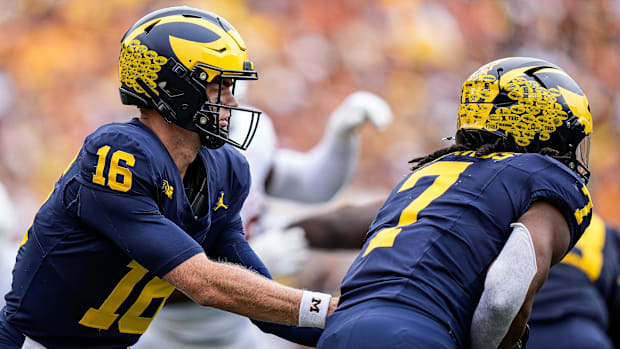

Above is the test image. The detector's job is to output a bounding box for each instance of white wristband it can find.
[298,290,332,328]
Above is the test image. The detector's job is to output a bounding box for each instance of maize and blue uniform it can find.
[528,214,620,349]
[0,118,320,349]
[317,151,593,349]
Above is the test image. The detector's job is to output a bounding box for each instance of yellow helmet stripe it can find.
[169,35,250,79]
[123,15,239,47]
[558,86,592,135]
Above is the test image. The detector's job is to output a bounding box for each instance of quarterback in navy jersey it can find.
[317,57,594,349]
[0,6,337,349]
[528,214,620,349]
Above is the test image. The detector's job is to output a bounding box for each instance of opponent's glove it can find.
[249,226,309,276]
[326,91,393,139]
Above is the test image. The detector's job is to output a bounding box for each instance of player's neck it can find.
[139,109,200,179]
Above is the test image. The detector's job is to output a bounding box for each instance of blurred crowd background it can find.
[0,0,619,238]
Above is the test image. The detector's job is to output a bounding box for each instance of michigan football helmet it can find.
[119,6,261,149]
[457,57,593,183]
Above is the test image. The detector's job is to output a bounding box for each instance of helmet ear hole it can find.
[159,82,184,98]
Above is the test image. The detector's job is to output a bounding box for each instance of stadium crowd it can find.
[0,0,618,233]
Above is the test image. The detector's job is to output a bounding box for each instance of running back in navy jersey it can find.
[530,214,620,335]
[338,151,592,347]
[3,119,251,348]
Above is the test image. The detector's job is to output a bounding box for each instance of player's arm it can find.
[288,200,382,249]
[198,226,327,346]
[266,91,392,203]
[163,253,338,326]
[471,200,571,349]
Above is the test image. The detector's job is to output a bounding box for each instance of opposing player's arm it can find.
[266,91,392,203]
[288,200,382,249]
[471,200,571,349]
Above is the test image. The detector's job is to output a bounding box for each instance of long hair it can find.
[409,129,560,171]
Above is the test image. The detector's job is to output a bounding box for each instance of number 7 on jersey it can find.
[363,161,473,257]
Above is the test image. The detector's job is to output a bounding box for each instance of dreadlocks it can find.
[409,129,560,172]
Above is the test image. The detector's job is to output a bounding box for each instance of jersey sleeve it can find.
[78,128,158,198]
[73,128,203,277]
[75,184,203,277]
[525,156,593,250]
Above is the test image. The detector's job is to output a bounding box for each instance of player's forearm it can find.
[498,297,533,349]
[165,253,337,327]
[267,134,357,203]
[201,259,302,324]
[470,223,538,349]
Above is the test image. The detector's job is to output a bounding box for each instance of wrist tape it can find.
[298,291,331,328]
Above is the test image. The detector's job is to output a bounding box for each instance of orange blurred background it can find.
[0,0,618,235]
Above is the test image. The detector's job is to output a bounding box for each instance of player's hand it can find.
[249,226,309,276]
[327,91,393,138]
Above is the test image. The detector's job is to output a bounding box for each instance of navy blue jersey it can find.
[337,151,593,347]
[530,214,620,331]
[2,119,254,348]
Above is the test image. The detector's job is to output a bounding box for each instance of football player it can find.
[527,214,620,349]
[0,7,338,348]
[134,91,393,349]
[316,57,594,349]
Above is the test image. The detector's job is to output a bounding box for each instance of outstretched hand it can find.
[327,91,393,137]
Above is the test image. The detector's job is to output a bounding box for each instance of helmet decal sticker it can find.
[119,39,168,97]
[458,63,590,147]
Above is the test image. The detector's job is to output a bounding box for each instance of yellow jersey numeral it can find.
[364,161,473,257]
[92,145,135,192]
[79,260,175,334]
